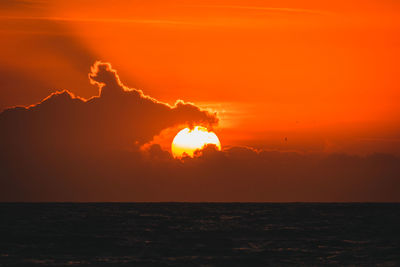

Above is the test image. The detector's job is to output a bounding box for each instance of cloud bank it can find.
[0,61,217,154]
[0,62,399,202]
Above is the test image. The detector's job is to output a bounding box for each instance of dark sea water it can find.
[0,203,399,266]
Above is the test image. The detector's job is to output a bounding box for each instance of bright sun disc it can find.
[171,126,221,158]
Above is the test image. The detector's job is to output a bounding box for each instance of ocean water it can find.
[0,203,399,266]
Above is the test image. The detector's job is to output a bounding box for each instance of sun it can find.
[171,126,221,158]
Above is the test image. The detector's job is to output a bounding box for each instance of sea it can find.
[0,203,399,266]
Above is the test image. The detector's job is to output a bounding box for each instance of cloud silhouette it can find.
[0,62,399,202]
[0,61,218,154]
[1,142,399,202]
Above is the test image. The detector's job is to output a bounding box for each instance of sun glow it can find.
[171,126,221,158]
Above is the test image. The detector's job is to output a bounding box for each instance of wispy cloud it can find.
[193,5,333,16]
[0,4,333,28]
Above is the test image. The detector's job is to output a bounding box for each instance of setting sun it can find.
[171,126,221,158]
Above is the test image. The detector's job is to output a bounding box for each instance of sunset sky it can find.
[0,0,399,201]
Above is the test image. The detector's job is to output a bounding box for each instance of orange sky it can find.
[1,0,400,154]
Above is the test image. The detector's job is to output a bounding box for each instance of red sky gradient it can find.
[1,0,399,154]
[0,1,399,201]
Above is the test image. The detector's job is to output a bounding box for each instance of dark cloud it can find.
[0,143,399,202]
[0,61,218,155]
[0,62,399,202]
